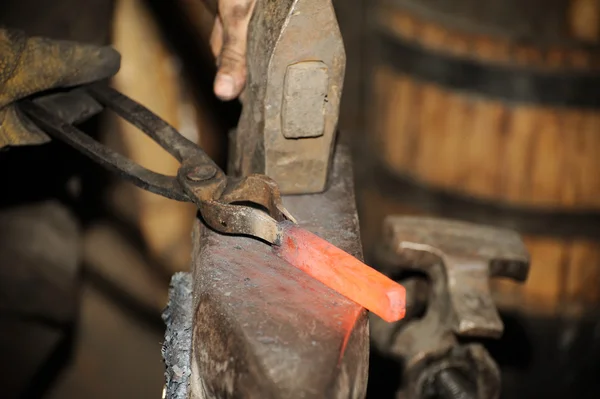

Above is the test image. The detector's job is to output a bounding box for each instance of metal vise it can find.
[370,216,530,399]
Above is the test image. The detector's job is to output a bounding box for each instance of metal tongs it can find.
[20,83,296,244]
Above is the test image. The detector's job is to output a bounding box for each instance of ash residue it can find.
[162,272,193,399]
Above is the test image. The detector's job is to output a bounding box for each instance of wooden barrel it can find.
[361,0,600,318]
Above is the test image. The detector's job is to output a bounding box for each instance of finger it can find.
[213,0,256,101]
[209,17,223,61]
[0,30,121,106]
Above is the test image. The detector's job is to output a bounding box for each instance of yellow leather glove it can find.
[0,29,120,148]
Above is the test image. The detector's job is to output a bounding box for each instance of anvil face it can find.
[189,147,369,399]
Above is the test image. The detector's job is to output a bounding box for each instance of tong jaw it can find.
[179,166,296,244]
[220,174,296,224]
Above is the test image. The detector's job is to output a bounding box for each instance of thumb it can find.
[214,0,256,101]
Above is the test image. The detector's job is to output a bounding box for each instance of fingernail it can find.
[214,74,236,100]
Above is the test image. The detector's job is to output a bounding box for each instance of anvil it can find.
[163,146,369,399]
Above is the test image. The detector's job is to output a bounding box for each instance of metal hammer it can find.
[370,216,530,399]
[231,0,345,194]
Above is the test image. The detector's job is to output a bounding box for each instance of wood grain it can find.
[371,66,600,210]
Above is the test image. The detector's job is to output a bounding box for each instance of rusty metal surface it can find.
[189,146,369,399]
[370,216,530,399]
[232,0,346,194]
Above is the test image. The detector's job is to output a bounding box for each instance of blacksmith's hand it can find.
[0,29,120,149]
[209,0,257,101]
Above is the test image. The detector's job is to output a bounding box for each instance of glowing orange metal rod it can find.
[274,223,406,323]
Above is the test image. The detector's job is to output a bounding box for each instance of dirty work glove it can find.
[0,29,121,149]
[210,0,257,101]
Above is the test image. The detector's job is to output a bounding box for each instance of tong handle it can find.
[86,83,217,169]
[19,86,195,201]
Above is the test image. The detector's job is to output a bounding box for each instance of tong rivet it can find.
[186,165,217,182]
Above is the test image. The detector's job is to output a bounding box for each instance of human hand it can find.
[209,0,257,101]
[0,29,120,149]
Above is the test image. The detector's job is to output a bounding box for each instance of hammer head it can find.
[234,0,346,194]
